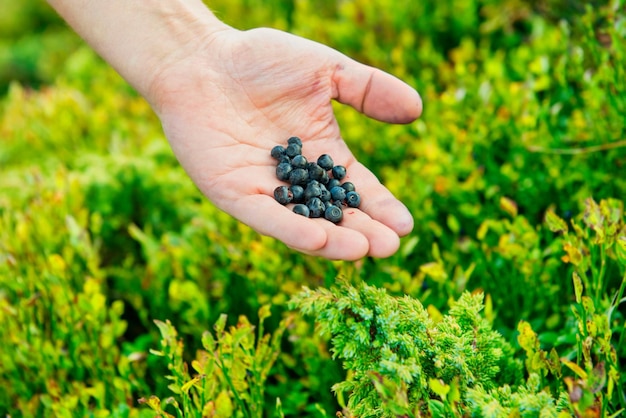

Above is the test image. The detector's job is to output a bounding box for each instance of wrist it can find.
[48,0,232,104]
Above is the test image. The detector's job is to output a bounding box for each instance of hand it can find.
[149,27,422,260]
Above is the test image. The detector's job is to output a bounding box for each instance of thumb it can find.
[331,56,423,124]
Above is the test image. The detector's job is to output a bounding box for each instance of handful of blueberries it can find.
[271,136,361,224]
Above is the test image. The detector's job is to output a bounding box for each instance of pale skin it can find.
[47,0,423,260]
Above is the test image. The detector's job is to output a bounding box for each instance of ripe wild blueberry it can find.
[346,191,361,208]
[304,182,322,201]
[319,170,329,185]
[290,185,305,203]
[274,186,293,205]
[324,205,343,223]
[331,165,347,180]
[308,163,326,182]
[327,178,341,190]
[289,168,309,186]
[291,155,307,169]
[319,185,331,202]
[341,182,355,192]
[307,197,325,218]
[293,204,310,217]
[271,145,286,160]
[287,136,303,147]
[330,186,346,202]
[317,154,334,170]
[276,162,292,181]
[286,143,302,158]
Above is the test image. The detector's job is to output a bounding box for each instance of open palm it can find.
[151,27,422,260]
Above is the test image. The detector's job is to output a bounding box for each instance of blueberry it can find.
[308,163,326,182]
[327,178,341,190]
[289,168,309,186]
[304,182,322,201]
[346,191,361,208]
[317,154,334,171]
[331,165,347,180]
[274,186,293,205]
[287,136,303,147]
[293,204,310,217]
[290,185,305,203]
[330,186,346,202]
[307,197,325,218]
[319,185,331,202]
[341,182,355,192]
[319,170,329,185]
[286,143,302,157]
[324,205,343,223]
[276,162,292,181]
[291,155,307,169]
[271,145,286,160]
[278,155,291,164]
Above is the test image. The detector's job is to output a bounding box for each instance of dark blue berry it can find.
[278,155,291,164]
[276,162,292,181]
[330,186,346,201]
[327,178,341,190]
[324,205,343,223]
[331,165,347,180]
[289,168,309,186]
[291,155,307,169]
[307,197,325,218]
[286,143,302,157]
[287,136,303,147]
[308,163,326,182]
[317,154,334,170]
[290,185,305,203]
[271,145,286,159]
[346,191,361,208]
[274,186,293,205]
[341,182,355,192]
[319,185,331,202]
[304,182,322,201]
[293,204,310,217]
[319,170,329,185]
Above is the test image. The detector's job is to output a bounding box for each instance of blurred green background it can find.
[1,0,625,416]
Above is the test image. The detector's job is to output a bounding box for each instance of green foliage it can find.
[292,281,523,416]
[143,305,290,418]
[1,0,626,417]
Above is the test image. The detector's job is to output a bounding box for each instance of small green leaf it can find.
[201,330,216,351]
[517,320,538,352]
[573,272,583,304]
[581,296,595,315]
[429,378,450,399]
[420,262,448,282]
[258,304,271,322]
[180,376,201,393]
[499,196,518,217]
[561,358,587,379]
[545,210,568,233]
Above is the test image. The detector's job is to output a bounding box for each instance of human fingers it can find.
[230,193,371,260]
[342,161,414,237]
[331,55,422,124]
[338,207,402,258]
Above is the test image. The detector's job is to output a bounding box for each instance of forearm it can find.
[47,0,230,103]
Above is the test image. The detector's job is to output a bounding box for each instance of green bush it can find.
[1,0,625,417]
